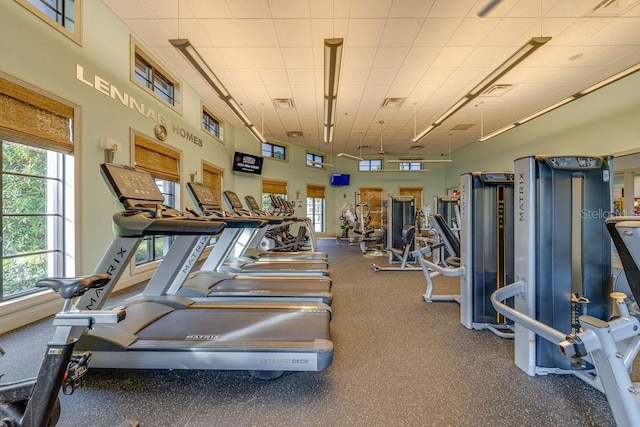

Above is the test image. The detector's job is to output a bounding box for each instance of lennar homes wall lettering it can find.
[76,64,204,147]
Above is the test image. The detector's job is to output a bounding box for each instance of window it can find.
[133,132,181,267]
[399,161,423,170]
[1,75,75,301]
[307,152,325,168]
[202,162,224,205]
[131,40,181,112]
[202,107,223,142]
[306,184,325,233]
[359,159,382,171]
[262,142,286,160]
[16,0,82,44]
[261,179,288,212]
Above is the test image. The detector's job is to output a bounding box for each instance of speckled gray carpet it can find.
[1,239,636,426]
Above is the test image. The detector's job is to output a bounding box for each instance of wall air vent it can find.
[381,98,405,108]
[479,84,514,97]
[273,98,295,109]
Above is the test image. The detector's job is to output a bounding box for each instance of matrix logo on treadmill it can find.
[185,335,220,340]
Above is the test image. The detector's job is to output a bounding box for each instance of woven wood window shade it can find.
[0,77,74,153]
[203,163,224,203]
[262,179,288,195]
[399,187,423,209]
[359,187,383,229]
[134,135,180,182]
[307,184,325,199]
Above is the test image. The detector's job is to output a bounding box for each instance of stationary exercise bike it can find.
[0,274,127,427]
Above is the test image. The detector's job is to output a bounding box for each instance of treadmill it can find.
[204,191,329,277]
[222,190,327,263]
[74,163,333,378]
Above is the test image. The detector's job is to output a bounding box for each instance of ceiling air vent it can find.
[381,98,405,108]
[410,144,425,150]
[358,145,373,151]
[273,98,295,109]
[479,84,514,97]
[287,131,303,138]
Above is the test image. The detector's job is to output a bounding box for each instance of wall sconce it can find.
[99,137,122,163]
[188,168,198,182]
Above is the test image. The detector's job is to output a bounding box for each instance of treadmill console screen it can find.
[544,156,603,170]
[479,172,514,183]
[101,163,164,203]
[187,182,221,209]
[224,191,244,209]
[245,196,261,211]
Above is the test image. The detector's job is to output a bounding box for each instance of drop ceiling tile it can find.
[266,85,294,98]
[367,69,398,86]
[445,67,484,85]
[585,17,640,45]
[200,19,244,47]
[373,47,410,68]
[124,19,173,47]
[226,0,272,18]
[554,17,615,45]
[346,19,387,47]
[414,18,462,46]
[211,68,240,86]
[428,0,475,17]
[259,68,290,85]
[311,19,349,45]
[248,48,285,68]
[393,68,427,85]
[387,84,416,98]
[141,0,179,18]
[341,68,371,85]
[403,46,441,68]
[159,19,210,47]
[103,0,153,19]
[236,19,279,47]
[184,0,232,18]
[230,69,263,85]
[380,19,424,46]
[287,68,316,85]
[481,18,540,46]
[269,0,311,18]
[274,19,314,47]
[292,85,317,98]
[281,48,315,68]
[217,48,255,68]
[448,17,500,46]
[349,0,393,18]
[431,46,474,68]
[389,0,436,18]
[461,46,510,68]
[343,47,378,69]
[546,0,602,17]
[198,47,228,69]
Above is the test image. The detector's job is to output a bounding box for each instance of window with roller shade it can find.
[202,162,224,207]
[306,184,325,233]
[0,75,75,301]
[133,132,181,267]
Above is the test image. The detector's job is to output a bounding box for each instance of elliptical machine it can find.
[0,274,128,427]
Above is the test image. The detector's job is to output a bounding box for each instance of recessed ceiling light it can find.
[287,131,303,138]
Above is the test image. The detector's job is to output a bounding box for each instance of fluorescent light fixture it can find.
[324,38,344,143]
[479,60,640,142]
[386,159,452,164]
[516,97,575,125]
[579,63,640,95]
[309,161,334,167]
[337,153,364,161]
[412,36,550,143]
[170,38,266,143]
[478,124,516,142]
[433,97,471,126]
[411,124,436,143]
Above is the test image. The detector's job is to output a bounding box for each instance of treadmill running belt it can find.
[136,309,330,341]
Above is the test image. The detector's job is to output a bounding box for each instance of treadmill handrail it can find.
[112,212,226,237]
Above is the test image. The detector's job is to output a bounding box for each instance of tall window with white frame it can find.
[1,76,75,302]
[202,108,223,141]
[306,185,325,233]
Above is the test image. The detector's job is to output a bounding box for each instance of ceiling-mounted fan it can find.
[477,0,504,17]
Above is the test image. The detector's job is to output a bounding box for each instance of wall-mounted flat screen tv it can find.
[232,152,263,175]
[330,173,350,186]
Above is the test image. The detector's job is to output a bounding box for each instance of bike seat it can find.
[36,274,110,299]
